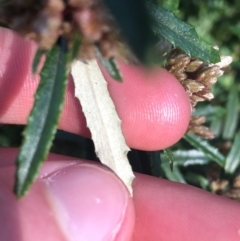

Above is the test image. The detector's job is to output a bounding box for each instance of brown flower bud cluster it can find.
[165,49,232,139]
[187,116,215,139]
[211,175,240,202]
[0,0,131,60]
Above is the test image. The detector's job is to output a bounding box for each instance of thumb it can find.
[0,148,134,241]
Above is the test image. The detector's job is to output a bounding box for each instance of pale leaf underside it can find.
[71,60,135,195]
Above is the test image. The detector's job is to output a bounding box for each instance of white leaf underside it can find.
[71,59,135,195]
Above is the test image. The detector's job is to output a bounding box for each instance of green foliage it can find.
[161,163,186,183]
[225,131,240,174]
[67,32,81,63]
[14,38,68,197]
[222,85,239,139]
[162,150,210,166]
[163,148,174,170]
[1,0,239,198]
[147,2,220,63]
[32,48,45,74]
[183,134,225,167]
[95,47,122,81]
[161,0,180,12]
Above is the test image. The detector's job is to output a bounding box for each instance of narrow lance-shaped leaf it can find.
[32,48,45,74]
[163,148,174,171]
[95,47,122,81]
[225,131,240,174]
[67,32,81,63]
[147,2,220,63]
[161,164,186,183]
[161,0,180,13]
[14,38,68,197]
[71,59,135,195]
[222,85,239,139]
[184,134,225,167]
[161,150,210,166]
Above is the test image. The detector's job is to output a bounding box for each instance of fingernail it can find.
[42,163,129,241]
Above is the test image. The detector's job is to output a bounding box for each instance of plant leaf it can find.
[184,134,225,167]
[95,47,122,81]
[67,32,81,63]
[71,59,135,195]
[14,38,68,197]
[185,172,210,190]
[225,131,240,174]
[147,2,220,63]
[161,150,210,166]
[102,0,153,63]
[161,163,186,183]
[222,85,239,139]
[161,0,180,12]
[32,48,45,74]
[163,148,174,170]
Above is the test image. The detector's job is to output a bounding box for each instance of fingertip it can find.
[0,148,135,241]
[132,173,240,241]
[102,62,191,150]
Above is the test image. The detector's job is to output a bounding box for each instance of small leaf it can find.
[162,163,186,183]
[184,134,225,167]
[71,59,135,195]
[185,172,210,190]
[163,148,174,170]
[95,47,122,81]
[67,32,81,63]
[102,0,153,63]
[161,0,180,12]
[222,85,239,139]
[32,48,45,74]
[147,2,220,63]
[161,150,210,166]
[14,38,68,197]
[210,116,223,137]
[225,131,240,174]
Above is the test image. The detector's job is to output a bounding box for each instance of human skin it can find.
[0,27,240,241]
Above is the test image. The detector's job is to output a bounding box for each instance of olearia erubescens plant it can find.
[0,0,237,199]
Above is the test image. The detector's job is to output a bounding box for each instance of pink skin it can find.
[0,27,240,241]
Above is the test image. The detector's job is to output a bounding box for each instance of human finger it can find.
[0,27,191,150]
[132,173,240,241]
[0,148,134,241]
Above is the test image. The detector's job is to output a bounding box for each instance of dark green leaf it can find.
[102,0,153,63]
[184,134,225,167]
[162,163,186,183]
[210,116,223,137]
[95,47,122,81]
[225,131,240,174]
[14,38,68,197]
[161,0,180,12]
[161,150,210,166]
[185,172,210,190]
[32,48,45,74]
[147,2,220,63]
[222,85,239,139]
[193,105,225,118]
[163,148,174,171]
[67,32,81,63]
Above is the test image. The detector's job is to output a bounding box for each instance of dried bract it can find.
[165,49,232,139]
[0,0,132,60]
